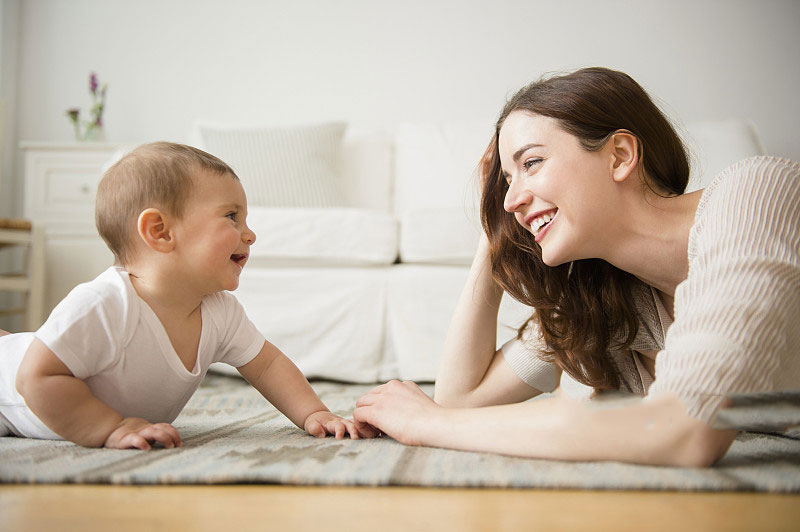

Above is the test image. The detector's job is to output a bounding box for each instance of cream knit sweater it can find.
[502,156,800,423]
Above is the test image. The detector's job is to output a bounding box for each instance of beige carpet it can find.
[1,374,799,491]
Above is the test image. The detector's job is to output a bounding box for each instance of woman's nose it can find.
[503,177,532,213]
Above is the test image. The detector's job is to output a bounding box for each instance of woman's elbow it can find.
[433,387,470,408]
[667,423,737,468]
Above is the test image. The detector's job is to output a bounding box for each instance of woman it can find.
[353,67,800,466]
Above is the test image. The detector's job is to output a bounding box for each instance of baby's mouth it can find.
[230,254,248,268]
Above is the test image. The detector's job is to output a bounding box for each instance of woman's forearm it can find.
[418,393,736,467]
[435,236,504,403]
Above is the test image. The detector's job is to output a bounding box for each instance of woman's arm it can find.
[354,380,737,467]
[434,234,542,407]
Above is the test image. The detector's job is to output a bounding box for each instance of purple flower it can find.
[89,72,98,95]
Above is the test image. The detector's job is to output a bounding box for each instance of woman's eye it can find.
[523,158,543,171]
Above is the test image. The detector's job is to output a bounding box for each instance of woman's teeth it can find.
[531,213,554,235]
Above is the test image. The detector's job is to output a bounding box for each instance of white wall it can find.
[5,0,800,210]
[1,0,19,210]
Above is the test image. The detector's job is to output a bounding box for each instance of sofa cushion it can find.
[196,121,348,207]
[399,208,480,265]
[246,207,398,266]
[213,267,388,383]
[394,122,490,264]
[393,122,490,217]
[385,265,533,381]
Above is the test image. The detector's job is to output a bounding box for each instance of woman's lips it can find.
[533,211,557,243]
[525,208,558,242]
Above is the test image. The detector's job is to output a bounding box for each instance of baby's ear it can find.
[137,208,174,252]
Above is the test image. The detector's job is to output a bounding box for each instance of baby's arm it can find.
[15,338,182,449]
[237,340,366,439]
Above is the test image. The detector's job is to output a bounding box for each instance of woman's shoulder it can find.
[689,155,800,260]
[695,156,800,224]
[699,156,799,209]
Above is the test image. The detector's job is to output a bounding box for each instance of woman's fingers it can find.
[344,420,360,439]
[355,379,410,407]
[352,405,375,428]
[355,394,378,408]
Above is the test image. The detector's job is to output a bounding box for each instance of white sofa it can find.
[197,118,765,383]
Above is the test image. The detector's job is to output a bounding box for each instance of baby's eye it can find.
[502,171,511,186]
[226,211,237,222]
[523,158,543,171]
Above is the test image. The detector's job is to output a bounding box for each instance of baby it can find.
[0,142,371,449]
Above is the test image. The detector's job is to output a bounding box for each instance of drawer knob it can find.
[80,184,91,194]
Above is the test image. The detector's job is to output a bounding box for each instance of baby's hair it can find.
[95,141,238,265]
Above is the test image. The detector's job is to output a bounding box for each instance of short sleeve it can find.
[34,281,124,379]
[208,292,266,367]
[649,157,800,422]
[500,319,559,393]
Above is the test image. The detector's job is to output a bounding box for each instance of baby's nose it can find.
[243,226,256,244]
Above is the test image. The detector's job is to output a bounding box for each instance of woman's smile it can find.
[525,208,559,241]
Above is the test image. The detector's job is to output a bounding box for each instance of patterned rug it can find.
[2,374,799,491]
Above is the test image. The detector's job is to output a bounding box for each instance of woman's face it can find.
[498,111,617,266]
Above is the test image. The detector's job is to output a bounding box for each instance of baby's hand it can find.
[103,417,182,450]
[303,411,364,440]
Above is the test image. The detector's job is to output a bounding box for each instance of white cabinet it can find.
[21,143,123,315]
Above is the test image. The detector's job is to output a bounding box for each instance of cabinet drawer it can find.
[45,164,99,205]
[23,147,121,225]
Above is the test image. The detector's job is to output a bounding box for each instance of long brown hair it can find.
[481,67,689,390]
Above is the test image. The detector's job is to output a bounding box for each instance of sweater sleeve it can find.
[649,156,800,423]
[501,319,560,393]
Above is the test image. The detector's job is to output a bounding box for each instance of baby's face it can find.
[171,171,256,294]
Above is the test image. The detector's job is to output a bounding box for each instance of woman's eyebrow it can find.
[513,143,544,162]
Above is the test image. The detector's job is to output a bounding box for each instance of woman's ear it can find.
[609,130,639,183]
[137,208,174,253]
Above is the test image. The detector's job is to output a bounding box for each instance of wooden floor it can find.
[1,485,799,531]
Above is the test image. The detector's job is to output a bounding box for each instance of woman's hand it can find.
[104,417,182,450]
[353,380,443,446]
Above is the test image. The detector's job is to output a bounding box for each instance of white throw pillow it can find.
[246,206,398,266]
[196,122,348,207]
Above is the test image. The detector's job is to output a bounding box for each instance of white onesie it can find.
[0,266,265,439]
